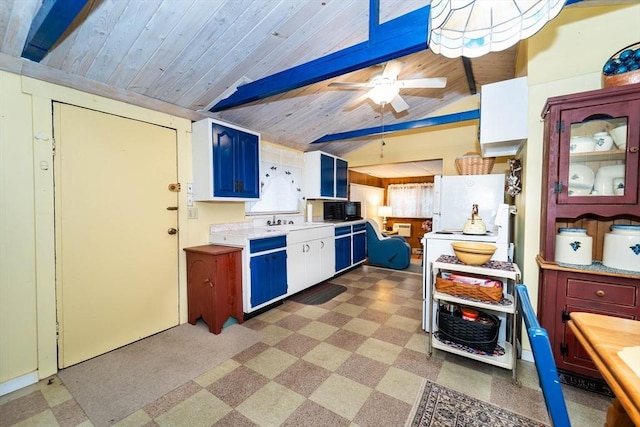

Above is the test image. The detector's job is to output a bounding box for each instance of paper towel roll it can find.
[307,203,313,222]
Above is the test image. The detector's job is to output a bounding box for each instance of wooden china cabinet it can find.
[537,83,640,382]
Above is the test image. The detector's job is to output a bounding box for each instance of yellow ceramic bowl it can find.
[451,242,497,265]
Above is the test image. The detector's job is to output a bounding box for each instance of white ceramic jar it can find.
[555,228,593,266]
[593,132,614,151]
[602,225,640,272]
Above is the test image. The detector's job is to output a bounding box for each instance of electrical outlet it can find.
[186,182,193,194]
[187,207,198,219]
[187,195,194,207]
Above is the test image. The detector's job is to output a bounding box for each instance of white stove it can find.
[421,203,513,331]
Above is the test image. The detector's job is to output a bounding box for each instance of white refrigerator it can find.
[422,174,513,331]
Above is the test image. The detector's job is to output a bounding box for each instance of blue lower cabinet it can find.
[250,250,287,307]
[335,236,351,272]
[353,232,366,264]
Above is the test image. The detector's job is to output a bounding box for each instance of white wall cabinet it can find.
[479,76,528,157]
[303,151,348,200]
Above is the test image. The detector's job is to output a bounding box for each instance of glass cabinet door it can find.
[557,100,639,205]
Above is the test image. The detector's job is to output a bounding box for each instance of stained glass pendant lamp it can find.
[429,0,566,58]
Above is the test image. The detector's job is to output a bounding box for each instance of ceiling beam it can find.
[21,0,90,62]
[311,109,480,143]
[210,2,431,112]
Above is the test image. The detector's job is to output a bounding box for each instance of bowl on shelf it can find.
[609,125,627,149]
[568,186,592,196]
[569,136,596,153]
[451,242,497,265]
[568,164,595,187]
[594,164,626,195]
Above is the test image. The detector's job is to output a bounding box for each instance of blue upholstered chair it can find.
[365,219,411,270]
[516,284,571,427]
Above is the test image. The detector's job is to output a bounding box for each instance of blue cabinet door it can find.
[236,131,260,198]
[335,158,348,199]
[320,153,335,197]
[335,235,351,272]
[353,232,366,264]
[269,250,288,300]
[211,123,259,199]
[250,250,287,307]
[212,125,237,197]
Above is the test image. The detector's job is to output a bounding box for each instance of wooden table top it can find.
[568,312,640,425]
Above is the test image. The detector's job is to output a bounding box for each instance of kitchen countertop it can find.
[209,221,336,241]
[208,218,367,246]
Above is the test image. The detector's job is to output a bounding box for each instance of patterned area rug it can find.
[290,282,347,305]
[406,380,547,427]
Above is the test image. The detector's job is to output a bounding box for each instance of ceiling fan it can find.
[328,60,447,113]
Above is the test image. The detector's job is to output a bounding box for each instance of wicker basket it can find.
[455,153,495,175]
[437,308,500,353]
[435,275,503,302]
[602,42,640,88]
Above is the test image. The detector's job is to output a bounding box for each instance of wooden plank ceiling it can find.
[0,0,522,157]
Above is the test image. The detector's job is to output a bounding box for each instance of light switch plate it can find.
[186,182,193,194]
[187,207,198,219]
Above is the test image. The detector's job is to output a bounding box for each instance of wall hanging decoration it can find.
[506,158,522,197]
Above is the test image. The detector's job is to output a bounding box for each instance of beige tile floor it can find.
[0,264,611,427]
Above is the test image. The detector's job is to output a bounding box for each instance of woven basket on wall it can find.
[455,153,495,175]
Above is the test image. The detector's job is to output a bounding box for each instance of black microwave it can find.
[323,201,361,221]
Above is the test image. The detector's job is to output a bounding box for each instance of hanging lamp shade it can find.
[429,0,566,58]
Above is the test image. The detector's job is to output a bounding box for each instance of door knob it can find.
[167,228,178,235]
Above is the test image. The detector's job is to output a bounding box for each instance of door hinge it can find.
[56,321,59,338]
[561,310,571,323]
[168,183,181,192]
[52,138,56,157]
[554,182,564,194]
[556,120,565,133]
[560,343,568,356]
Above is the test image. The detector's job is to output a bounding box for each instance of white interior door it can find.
[54,103,179,368]
[349,183,384,228]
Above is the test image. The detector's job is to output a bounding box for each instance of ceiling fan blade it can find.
[382,60,405,79]
[390,94,410,113]
[328,82,372,88]
[397,77,447,89]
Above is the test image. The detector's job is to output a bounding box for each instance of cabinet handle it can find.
[596,290,605,297]
[204,278,212,288]
[630,146,639,153]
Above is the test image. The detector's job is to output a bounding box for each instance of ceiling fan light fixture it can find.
[369,84,399,105]
[429,0,566,58]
